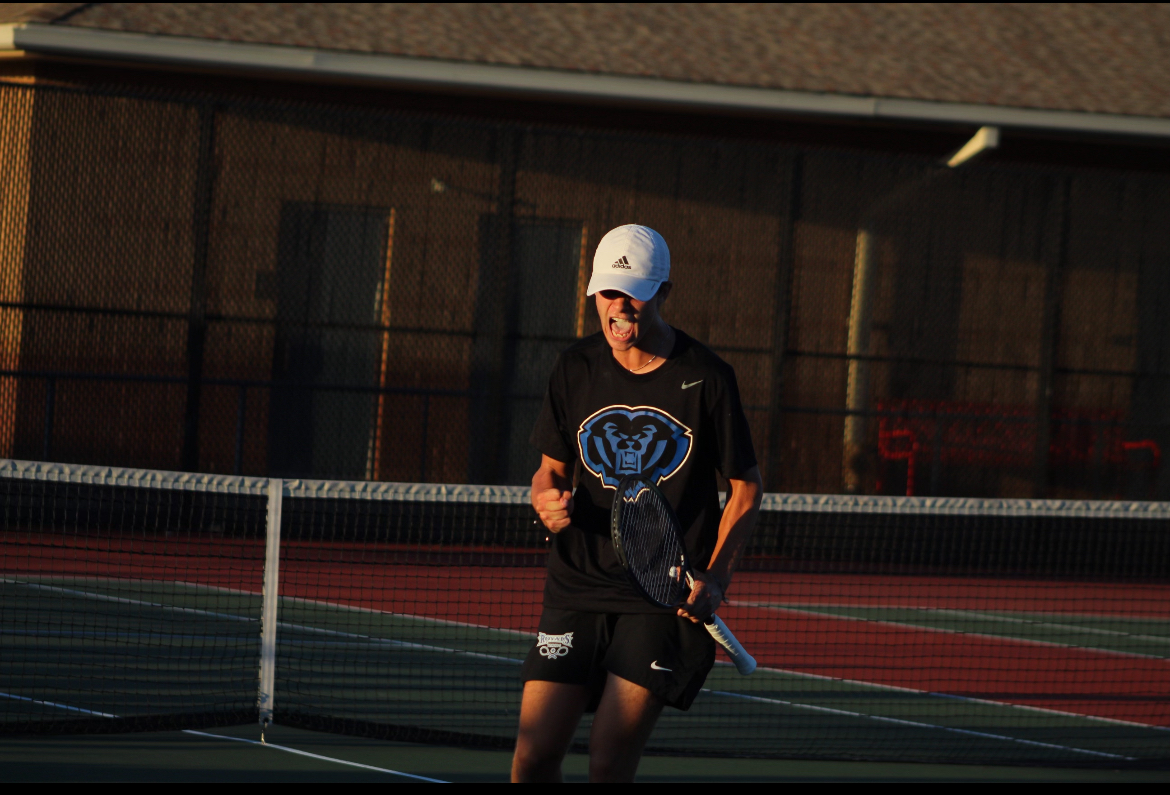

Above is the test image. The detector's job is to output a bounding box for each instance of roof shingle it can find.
[12,3,1170,119]
[0,3,87,24]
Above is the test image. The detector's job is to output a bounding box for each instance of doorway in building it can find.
[498,219,589,484]
[268,203,392,479]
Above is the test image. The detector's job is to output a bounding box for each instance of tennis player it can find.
[513,224,762,782]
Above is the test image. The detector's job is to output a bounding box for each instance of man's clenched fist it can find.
[534,488,574,533]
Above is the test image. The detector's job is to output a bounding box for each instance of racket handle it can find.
[704,614,756,675]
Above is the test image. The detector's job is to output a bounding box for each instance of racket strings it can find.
[618,480,689,607]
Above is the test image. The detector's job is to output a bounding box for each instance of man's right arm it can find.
[532,454,574,533]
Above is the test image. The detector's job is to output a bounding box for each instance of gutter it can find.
[4,22,1170,139]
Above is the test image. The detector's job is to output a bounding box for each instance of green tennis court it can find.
[5,573,1169,778]
[3,466,1169,779]
[4,724,1170,782]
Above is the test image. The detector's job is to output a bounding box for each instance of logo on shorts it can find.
[577,405,693,490]
[537,631,574,658]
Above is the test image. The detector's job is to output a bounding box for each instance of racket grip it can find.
[704,614,756,675]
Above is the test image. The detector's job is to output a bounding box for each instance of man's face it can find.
[594,283,671,351]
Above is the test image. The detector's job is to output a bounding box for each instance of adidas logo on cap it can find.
[586,225,670,302]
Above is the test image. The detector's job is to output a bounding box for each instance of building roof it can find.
[0,3,87,24]
[5,3,1170,121]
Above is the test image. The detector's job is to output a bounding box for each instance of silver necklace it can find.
[625,327,673,372]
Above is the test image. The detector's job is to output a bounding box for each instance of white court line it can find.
[705,689,1133,761]
[182,730,447,782]
[0,690,118,718]
[2,579,258,624]
[275,591,533,637]
[2,629,470,650]
[2,629,244,641]
[712,661,1170,733]
[7,578,525,665]
[740,599,1170,624]
[739,602,1170,661]
[746,601,1170,644]
[11,578,1167,748]
[272,619,525,665]
[4,575,533,638]
[0,691,445,781]
[924,608,1170,644]
[173,578,532,637]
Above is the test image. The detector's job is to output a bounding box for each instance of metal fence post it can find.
[258,477,283,735]
[234,385,247,475]
[419,393,430,482]
[42,377,56,461]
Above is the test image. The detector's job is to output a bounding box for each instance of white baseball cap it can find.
[585,225,670,302]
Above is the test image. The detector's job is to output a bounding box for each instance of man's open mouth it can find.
[609,317,634,342]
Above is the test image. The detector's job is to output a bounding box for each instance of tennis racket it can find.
[610,474,756,675]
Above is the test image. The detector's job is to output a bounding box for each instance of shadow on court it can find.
[1,723,1168,782]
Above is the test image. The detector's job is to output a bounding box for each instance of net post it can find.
[257,477,283,731]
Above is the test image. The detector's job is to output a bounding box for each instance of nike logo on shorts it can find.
[681,380,703,390]
[650,660,672,671]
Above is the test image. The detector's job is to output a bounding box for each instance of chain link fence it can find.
[2,80,1169,499]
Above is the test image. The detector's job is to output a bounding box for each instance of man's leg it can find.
[587,672,664,782]
[511,680,591,782]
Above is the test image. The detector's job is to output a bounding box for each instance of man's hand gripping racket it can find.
[611,475,756,675]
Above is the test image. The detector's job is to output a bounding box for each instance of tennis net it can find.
[1,458,1168,767]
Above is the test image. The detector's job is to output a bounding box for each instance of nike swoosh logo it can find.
[681,380,703,390]
[650,661,672,671]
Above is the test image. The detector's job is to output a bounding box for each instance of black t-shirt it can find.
[529,329,758,613]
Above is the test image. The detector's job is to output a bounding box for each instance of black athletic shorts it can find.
[519,607,716,711]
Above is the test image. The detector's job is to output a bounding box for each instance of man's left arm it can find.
[678,465,762,623]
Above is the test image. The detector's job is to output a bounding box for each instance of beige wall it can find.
[0,84,32,457]
[1,85,197,467]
